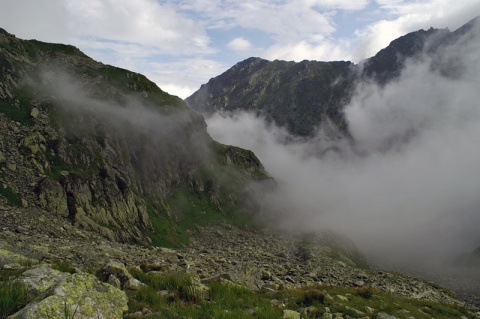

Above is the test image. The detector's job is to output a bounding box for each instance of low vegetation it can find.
[124,268,475,319]
[0,266,35,319]
[0,255,476,319]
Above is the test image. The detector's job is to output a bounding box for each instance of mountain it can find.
[0,28,479,318]
[0,28,269,247]
[186,17,479,138]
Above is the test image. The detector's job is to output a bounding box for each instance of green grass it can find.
[0,90,35,126]
[293,284,473,319]
[0,184,22,207]
[126,269,282,319]
[125,269,475,319]
[0,280,32,319]
[145,188,265,248]
[51,260,75,274]
[127,270,202,315]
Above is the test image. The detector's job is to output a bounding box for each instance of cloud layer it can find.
[2,0,479,98]
[205,20,480,267]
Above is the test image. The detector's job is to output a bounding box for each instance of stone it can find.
[200,273,232,284]
[365,306,375,313]
[30,107,39,118]
[376,312,399,319]
[124,277,144,290]
[17,264,69,294]
[36,178,68,217]
[0,249,36,269]
[283,309,301,319]
[345,306,364,316]
[96,260,136,290]
[261,270,272,280]
[107,274,121,289]
[9,272,128,319]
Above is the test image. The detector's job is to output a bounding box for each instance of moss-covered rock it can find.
[17,264,68,294]
[0,249,36,269]
[9,272,128,319]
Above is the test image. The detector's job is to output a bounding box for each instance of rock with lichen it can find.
[9,272,128,319]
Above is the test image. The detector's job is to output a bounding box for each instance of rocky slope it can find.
[186,17,479,137]
[2,205,478,318]
[0,28,270,246]
[1,25,479,318]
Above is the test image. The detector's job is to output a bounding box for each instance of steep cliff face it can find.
[187,58,354,137]
[0,29,269,245]
[186,17,479,137]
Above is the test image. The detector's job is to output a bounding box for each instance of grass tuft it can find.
[52,260,75,274]
[0,280,33,319]
[356,286,375,300]
[299,288,325,306]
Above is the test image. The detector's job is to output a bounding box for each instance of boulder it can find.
[96,260,142,290]
[377,312,399,319]
[283,309,301,319]
[9,272,128,319]
[0,249,36,269]
[35,178,68,217]
[17,264,69,294]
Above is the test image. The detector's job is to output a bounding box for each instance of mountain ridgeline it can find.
[186,17,479,138]
[0,28,270,246]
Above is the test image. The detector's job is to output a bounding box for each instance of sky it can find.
[2,0,480,99]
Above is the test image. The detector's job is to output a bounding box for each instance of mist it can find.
[204,21,480,268]
[32,69,214,194]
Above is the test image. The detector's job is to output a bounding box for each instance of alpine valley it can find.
[0,17,479,319]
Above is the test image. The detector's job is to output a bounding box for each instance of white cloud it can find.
[2,0,479,99]
[1,0,212,55]
[263,39,353,62]
[351,0,480,60]
[147,58,228,98]
[1,0,71,42]
[309,0,371,10]
[228,37,253,51]
[67,0,211,55]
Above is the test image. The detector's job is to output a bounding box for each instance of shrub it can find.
[299,288,325,306]
[356,287,374,300]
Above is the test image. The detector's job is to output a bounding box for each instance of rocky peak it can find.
[187,17,479,138]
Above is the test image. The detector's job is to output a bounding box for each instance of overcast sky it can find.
[2,0,479,98]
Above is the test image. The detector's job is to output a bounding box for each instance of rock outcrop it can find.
[10,271,127,319]
[0,28,270,245]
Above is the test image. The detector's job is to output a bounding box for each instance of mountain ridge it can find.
[186,16,480,138]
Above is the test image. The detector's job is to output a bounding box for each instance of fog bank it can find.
[205,21,480,267]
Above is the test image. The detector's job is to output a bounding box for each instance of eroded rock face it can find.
[9,272,128,319]
[0,28,269,245]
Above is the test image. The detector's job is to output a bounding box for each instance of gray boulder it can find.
[8,272,128,319]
